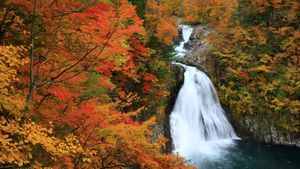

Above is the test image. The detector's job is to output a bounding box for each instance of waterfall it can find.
[170,25,239,162]
[175,25,193,57]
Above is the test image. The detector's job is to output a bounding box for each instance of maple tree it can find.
[0,44,82,168]
[0,0,193,168]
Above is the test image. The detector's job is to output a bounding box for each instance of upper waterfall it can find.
[170,25,239,163]
[175,25,193,57]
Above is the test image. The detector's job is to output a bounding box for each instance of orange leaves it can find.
[64,100,101,127]
[65,73,88,84]
[98,76,116,91]
[145,0,178,45]
[141,72,158,93]
[72,1,143,48]
[143,82,152,93]
[98,3,110,11]
[95,60,115,76]
[73,4,112,43]
[87,3,111,14]
[182,0,202,23]
[253,0,271,13]
[239,70,250,83]
[155,20,178,45]
[130,39,148,53]
[143,72,157,82]
[48,85,77,102]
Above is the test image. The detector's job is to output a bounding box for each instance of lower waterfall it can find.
[170,25,239,163]
[170,63,239,160]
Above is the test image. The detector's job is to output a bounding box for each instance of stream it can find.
[170,25,300,169]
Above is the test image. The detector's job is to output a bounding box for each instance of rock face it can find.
[173,26,183,45]
[170,24,300,147]
[236,116,300,147]
[163,66,185,153]
[174,25,215,76]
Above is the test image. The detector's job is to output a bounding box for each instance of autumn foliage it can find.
[175,0,300,136]
[0,0,192,168]
[208,0,300,134]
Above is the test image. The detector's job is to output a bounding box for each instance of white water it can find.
[175,25,193,57]
[171,25,239,163]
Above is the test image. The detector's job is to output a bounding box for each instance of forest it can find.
[0,0,299,168]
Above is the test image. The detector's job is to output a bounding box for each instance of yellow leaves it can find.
[279,27,292,35]
[203,0,300,134]
[287,1,298,21]
[114,53,128,67]
[225,67,239,76]
[248,65,271,72]
[117,91,140,108]
[254,0,271,13]
[253,28,267,44]
[272,0,283,7]
[235,90,255,115]
[127,106,145,117]
[0,117,82,168]
[271,98,285,108]
[259,54,273,64]
[98,76,116,91]
[28,153,33,159]
[95,102,116,115]
[288,100,300,115]
[0,45,26,87]
[279,122,299,133]
[82,157,92,163]
[0,45,27,115]
[91,115,190,169]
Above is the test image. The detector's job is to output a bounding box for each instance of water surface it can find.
[193,140,300,169]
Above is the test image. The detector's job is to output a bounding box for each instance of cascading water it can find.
[175,25,193,57]
[170,25,239,164]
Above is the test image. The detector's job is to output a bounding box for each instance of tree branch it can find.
[24,0,37,117]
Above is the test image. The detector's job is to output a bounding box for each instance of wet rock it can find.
[174,25,215,76]
[173,27,183,45]
[163,66,185,153]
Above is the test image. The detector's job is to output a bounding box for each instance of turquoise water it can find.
[193,140,300,169]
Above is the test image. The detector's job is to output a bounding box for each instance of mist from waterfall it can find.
[170,25,239,163]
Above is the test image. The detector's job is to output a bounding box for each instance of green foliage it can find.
[128,0,146,17]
